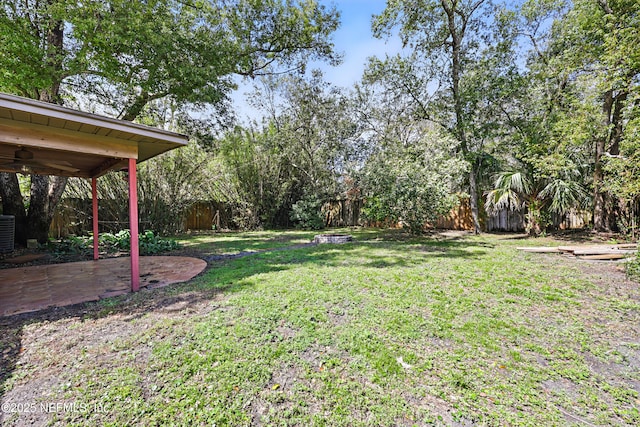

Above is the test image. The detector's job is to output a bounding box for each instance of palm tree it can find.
[485,170,589,235]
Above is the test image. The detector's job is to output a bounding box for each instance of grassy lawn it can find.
[1,229,639,426]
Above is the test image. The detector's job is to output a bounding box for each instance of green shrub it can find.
[138,230,181,254]
[47,235,92,257]
[48,230,180,256]
[290,194,325,230]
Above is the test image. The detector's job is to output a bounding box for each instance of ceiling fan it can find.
[0,147,80,173]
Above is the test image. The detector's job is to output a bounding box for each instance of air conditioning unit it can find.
[0,215,15,252]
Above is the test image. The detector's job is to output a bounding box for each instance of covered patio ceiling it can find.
[0,92,190,295]
[0,93,188,177]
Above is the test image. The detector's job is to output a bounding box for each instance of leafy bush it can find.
[138,230,180,254]
[99,229,133,251]
[290,194,325,230]
[47,235,93,257]
[358,129,466,235]
[362,169,457,234]
[48,230,180,256]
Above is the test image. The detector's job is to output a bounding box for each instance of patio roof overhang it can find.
[0,92,190,293]
[0,93,188,177]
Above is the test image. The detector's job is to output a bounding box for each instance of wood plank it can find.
[516,247,561,253]
[95,127,113,136]
[30,114,49,126]
[79,122,100,134]
[556,245,615,253]
[62,120,82,131]
[10,109,30,122]
[48,117,67,129]
[0,117,138,159]
[615,243,638,249]
[90,158,128,178]
[558,245,633,253]
[0,93,188,145]
[578,253,628,260]
[572,249,637,256]
[0,163,91,178]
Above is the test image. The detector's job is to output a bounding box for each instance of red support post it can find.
[128,158,140,292]
[92,177,99,261]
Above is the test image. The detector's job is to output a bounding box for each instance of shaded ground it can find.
[0,247,94,270]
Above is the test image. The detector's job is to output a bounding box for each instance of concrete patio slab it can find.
[0,256,207,316]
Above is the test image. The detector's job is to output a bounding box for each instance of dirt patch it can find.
[541,378,580,399]
[583,352,627,379]
[402,389,475,427]
[0,281,228,425]
[573,258,635,290]
[250,360,323,426]
[275,323,298,340]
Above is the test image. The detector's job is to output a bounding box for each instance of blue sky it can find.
[232,0,403,121]
[315,0,400,88]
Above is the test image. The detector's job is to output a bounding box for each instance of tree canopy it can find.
[0,0,341,243]
[2,0,640,238]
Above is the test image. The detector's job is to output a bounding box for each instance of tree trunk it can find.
[121,91,151,121]
[442,1,481,233]
[40,6,64,104]
[593,89,613,232]
[468,165,482,234]
[26,175,68,243]
[593,168,607,231]
[605,91,628,231]
[593,89,628,232]
[0,8,69,246]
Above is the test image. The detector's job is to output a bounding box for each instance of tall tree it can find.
[482,0,592,234]
[371,0,515,233]
[220,71,358,228]
[546,0,640,231]
[0,0,340,243]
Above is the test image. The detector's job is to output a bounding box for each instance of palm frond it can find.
[484,171,530,214]
[539,179,589,214]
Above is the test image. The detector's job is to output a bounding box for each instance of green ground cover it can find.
[1,229,638,426]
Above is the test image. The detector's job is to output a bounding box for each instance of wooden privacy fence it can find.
[320,197,479,230]
[183,201,234,231]
[485,208,526,232]
[50,199,92,238]
[322,199,363,227]
[485,207,592,232]
[50,199,235,237]
[433,198,476,230]
[50,197,594,237]
[552,209,593,230]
